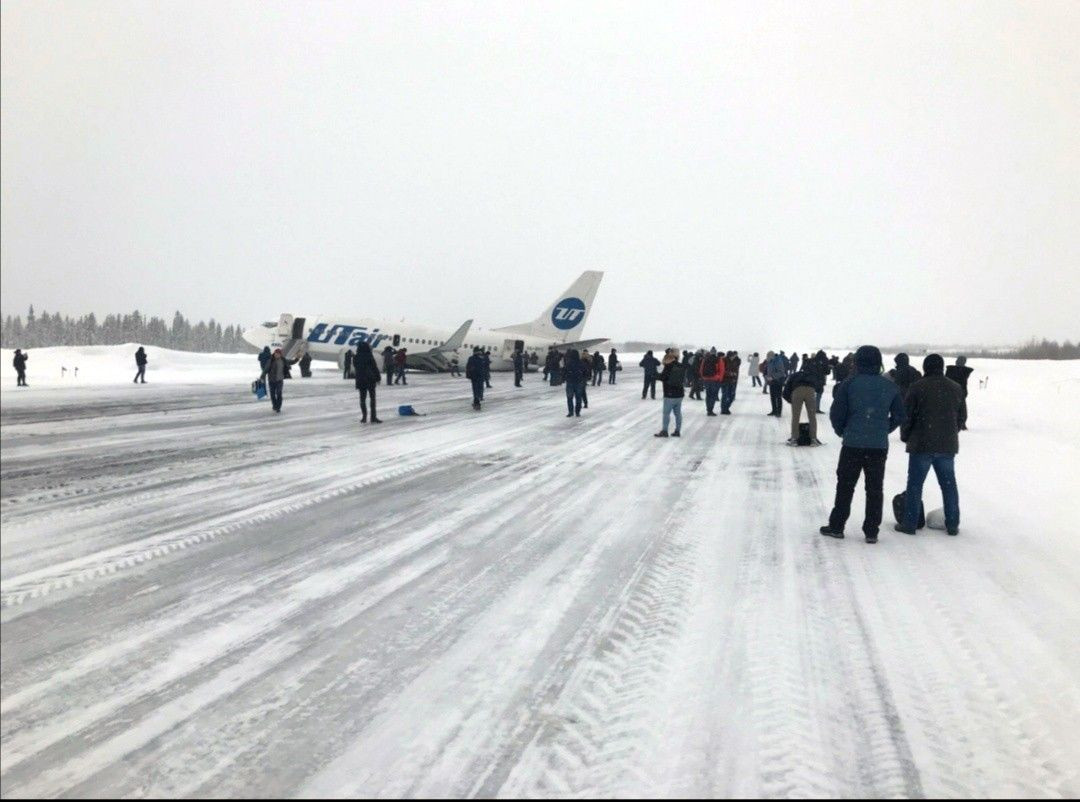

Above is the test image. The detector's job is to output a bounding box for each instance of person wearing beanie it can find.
[946,355,974,430]
[896,353,965,535]
[887,352,922,399]
[820,345,905,543]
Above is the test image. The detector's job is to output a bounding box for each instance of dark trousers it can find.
[581,382,588,407]
[394,366,407,384]
[643,376,656,399]
[470,377,485,405]
[751,374,761,387]
[565,381,584,415]
[17,370,27,386]
[828,446,888,535]
[358,386,376,420]
[721,382,736,413]
[768,379,784,415]
[514,368,523,387]
[704,381,721,413]
[608,369,616,384]
[591,368,601,385]
[269,380,284,411]
[134,365,146,383]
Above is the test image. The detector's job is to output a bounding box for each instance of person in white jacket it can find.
[748,352,761,388]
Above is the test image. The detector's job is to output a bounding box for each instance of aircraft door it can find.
[276,313,294,341]
[291,317,306,340]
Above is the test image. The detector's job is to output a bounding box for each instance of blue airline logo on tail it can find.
[551,297,586,330]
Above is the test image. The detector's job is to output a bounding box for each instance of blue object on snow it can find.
[398,405,420,416]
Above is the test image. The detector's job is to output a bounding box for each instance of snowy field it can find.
[1,347,1079,798]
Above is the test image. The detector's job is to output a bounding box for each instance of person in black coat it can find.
[13,349,28,386]
[466,348,486,409]
[299,352,313,378]
[607,349,619,384]
[563,349,587,417]
[353,342,382,423]
[512,349,524,387]
[258,346,271,373]
[639,350,660,399]
[483,350,493,388]
[592,351,605,386]
[897,353,965,534]
[945,356,974,430]
[888,353,922,399]
[134,347,148,383]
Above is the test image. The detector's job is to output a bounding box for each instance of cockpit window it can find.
[262,322,276,328]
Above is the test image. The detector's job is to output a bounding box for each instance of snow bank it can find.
[0,345,335,389]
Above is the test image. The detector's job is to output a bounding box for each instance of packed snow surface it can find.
[1,347,1078,797]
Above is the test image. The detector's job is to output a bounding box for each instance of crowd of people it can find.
[11,339,975,543]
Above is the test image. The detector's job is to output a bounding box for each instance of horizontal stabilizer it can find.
[552,337,610,352]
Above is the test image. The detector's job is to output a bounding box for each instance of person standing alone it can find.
[639,350,660,399]
[134,347,148,384]
[13,349,28,386]
[607,348,619,384]
[353,342,382,424]
[466,347,486,410]
[260,349,288,413]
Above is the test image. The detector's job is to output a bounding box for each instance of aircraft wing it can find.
[404,319,473,372]
[551,337,610,352]
[433,319,472,353]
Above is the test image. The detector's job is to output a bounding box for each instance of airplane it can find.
[241,270,608,373]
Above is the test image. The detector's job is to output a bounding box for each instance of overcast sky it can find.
[2,0,1078,347]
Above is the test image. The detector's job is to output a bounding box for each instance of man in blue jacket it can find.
[820,345,905,544]
[466,348,486,410]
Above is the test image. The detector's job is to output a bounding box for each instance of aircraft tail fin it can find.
[493,270,604,343]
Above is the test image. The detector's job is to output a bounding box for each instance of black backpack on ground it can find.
[892,491,926,528]
[797,422,812,446]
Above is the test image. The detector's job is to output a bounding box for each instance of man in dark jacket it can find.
[592,351,605,385]
[655,350,685,437]
[820,345,905,543]
[945,356,974,430]
[607,349,619,384]
[299,351,313,378]
[897,354,964,535]
[466,348,486,410]
[394,349,408,384]
[720,351,741,414]
[483,350,493,388]
[512,348,524,387]
[134,347,148,384]
[14,349,29,386]
[563,349,587,417]
[382,345,396,383]
[888,353,922,398]
[260,349,288,413]
[639,350,660,399]
[353,342,382,423]
[258,346,271,374]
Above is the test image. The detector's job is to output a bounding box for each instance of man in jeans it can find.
[897,354,965,535]
[820,345,904,543]
[655,350,685,438]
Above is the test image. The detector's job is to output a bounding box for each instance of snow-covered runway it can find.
[2,359,1078,797]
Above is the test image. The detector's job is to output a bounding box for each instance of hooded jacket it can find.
[888,353,922,396]
[563,350,587,384]
[901,354,965,454]
[829,345,905,449]
[352,343,381,388]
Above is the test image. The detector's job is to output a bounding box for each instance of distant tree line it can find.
[1,306,254,353]
[964,338,1080,360]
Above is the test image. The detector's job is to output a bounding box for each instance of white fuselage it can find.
[244,316,557,371]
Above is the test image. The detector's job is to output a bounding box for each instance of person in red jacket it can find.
[698,348,726,416]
